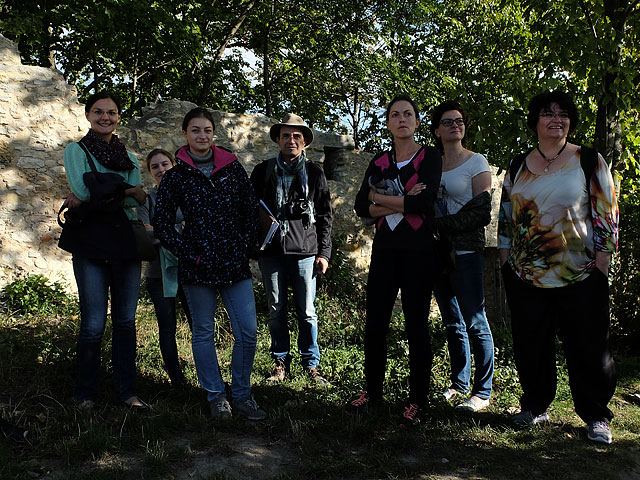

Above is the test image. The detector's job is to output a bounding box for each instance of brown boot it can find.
[266,359,287,382]
[304,367,329,387]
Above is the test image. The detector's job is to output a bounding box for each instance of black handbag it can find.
[58,142,155,261]
[434,232,456,274]
[129,220,157,261]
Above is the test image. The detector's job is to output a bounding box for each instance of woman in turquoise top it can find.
[61,91,148,410]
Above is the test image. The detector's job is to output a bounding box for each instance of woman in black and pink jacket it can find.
[347,94,442,425]
[153,107,265,421]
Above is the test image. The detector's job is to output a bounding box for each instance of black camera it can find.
[285,199,311,220]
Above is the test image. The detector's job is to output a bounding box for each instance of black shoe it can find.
[0,418,28,441]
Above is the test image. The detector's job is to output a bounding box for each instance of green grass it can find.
[1,263,639,479]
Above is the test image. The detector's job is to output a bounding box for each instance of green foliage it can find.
[610,186,640,352]
[1,274,78,317]
[1,254,640,478]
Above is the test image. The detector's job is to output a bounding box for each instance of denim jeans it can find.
[146,276,189,385]
[258,255,320,369]
[434,252,494,399]
[72,256,141,403]
[182,279,257,401]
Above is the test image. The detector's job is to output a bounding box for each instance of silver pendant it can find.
[544,165,549,173]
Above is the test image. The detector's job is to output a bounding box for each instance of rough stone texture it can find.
[0,35,506,322]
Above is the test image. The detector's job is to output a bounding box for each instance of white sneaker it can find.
[442,388,459,401]
[587,421,612,444]
[512,410,550,427]
[456,396,490,412]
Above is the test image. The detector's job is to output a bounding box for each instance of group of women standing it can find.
[60,89,618,444]
[61,94,264,420]
[349,91,618,444]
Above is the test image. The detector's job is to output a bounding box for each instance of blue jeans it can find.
[434,252,494,399]
[258,255,320,369]
[146,276,189,385]
[182,279,257,401]
[72,257,141,403]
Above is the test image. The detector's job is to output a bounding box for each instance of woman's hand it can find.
[407,183,425,196]
[62,192,83,209]
[125,184,147,206]
[595,251,611,277]
[499,248,510,266]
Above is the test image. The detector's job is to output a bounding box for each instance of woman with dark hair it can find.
[61,91,148,409]
[137,148,191,387]
[153,108,265,420]
[348,94,442,425]
[498,90,618,443]
[430,101,494,412]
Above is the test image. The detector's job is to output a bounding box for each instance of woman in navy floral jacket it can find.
[153,107,266,421]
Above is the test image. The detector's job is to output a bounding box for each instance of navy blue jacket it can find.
[153,146,258,287]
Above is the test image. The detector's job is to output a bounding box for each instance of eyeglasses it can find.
[91,109,119,118]
[539,112,570,120]
[440,118,465,127]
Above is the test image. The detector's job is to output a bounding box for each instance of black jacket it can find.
[435,190,491,252]
[354,146,442,251]
[153,146,257,287]
[250,158,333,260]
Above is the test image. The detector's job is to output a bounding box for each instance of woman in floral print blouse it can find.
[498,90,618,444]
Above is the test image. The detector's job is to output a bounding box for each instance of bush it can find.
[610,191,640,352]
[1,274,78,317]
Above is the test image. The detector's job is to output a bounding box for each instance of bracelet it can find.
[371,192,377,205]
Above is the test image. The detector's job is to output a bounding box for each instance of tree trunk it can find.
[47,25,55,68]
[263,1,275,118]
[593,0,628,169]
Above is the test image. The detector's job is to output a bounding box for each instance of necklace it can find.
[537,140,568,173]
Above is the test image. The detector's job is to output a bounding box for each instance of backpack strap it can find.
[509,145,599,192]
[263,157,277,188]
[509,149,533,185]
[579,145,598,196]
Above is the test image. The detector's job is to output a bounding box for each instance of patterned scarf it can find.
[274,151,314,235]
[80,128,134,171]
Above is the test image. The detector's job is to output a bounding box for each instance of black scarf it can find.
[80,129,134,171]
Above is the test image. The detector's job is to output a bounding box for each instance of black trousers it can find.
[502,264,616,423]
[364,247,435,408]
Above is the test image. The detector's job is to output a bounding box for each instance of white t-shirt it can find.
[438,153,490,216]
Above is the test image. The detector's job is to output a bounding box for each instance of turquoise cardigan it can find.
[63,141,142,222]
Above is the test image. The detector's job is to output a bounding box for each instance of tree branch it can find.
[213,0,257,63]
